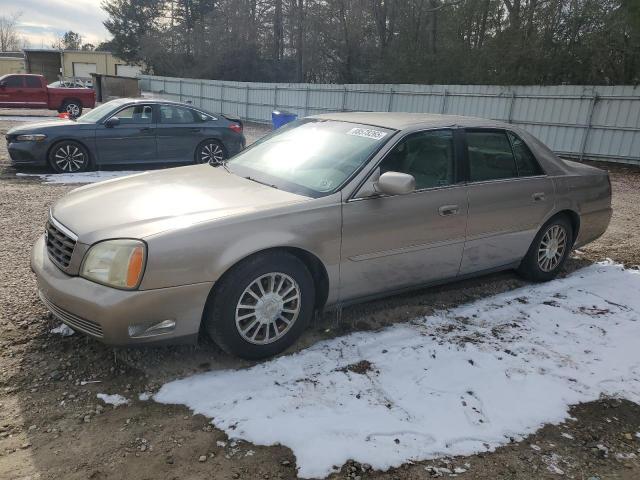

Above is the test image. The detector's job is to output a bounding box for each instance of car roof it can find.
[310,112,512,130]
[122,98,203,108]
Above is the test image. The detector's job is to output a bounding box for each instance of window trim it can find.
[348,127,465,202]
[462,127,547,185]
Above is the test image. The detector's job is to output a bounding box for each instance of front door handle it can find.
[439,204,460,216]
[532,192,546,202]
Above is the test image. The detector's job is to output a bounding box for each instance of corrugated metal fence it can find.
[138,75,640,165]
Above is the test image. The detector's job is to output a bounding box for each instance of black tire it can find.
[195,139,227,164]
[517,215,573,282]
[48,141,91,173]
[61,100,83,119]
[204,251,315,360]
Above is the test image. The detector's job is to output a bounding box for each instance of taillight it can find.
[229,123,242,134]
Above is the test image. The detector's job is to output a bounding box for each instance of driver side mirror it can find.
[105,117,120,128]
[0,81,7,88]
[376,172,416,196]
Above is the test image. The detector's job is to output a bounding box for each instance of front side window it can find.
[115,105,153,124]
[159,105,197,124]
[228,120,393,197]
[25,77,41,88]
[508,131,543,177]
[379,129,455,190]
[467,130,518,182]
[3,76,23,88]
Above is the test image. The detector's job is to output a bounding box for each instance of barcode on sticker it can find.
[347,128,387,140]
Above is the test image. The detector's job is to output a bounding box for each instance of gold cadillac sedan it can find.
[32,113,612,359]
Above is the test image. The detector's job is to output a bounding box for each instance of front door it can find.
[460,129,555,274]
[340,129,468,302]
[0,75,25,107]
[95,104,157,164]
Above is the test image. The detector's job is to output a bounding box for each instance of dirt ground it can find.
[1,113,639,480]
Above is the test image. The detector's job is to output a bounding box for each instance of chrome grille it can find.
[39,291,104,338]
[46,220,76,269]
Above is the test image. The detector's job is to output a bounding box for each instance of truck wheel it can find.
[61,100,82,119]
[49,141,91,173]
[203,251,315,360]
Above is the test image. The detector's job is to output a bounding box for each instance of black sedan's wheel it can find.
[203,252,315,360]
[517,215,573,282]
[196,140,226,165]
[48,141,91,173]
[61,100,82,119]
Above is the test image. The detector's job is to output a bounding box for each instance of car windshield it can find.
[227,120,394,197]
[76,100,128,123]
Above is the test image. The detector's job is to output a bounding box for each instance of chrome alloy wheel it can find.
[65,103,80,117]
[54,144,87,172]
[235,272,301,345]
[537,224,567,272]
[200,143,224,164]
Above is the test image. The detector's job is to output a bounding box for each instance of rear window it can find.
[25,77,41,88]
[467,130,518,182]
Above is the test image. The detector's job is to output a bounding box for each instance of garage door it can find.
[73,62,96,79]
[115,64,142,77]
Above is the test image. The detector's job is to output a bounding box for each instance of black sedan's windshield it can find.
[227,120,394,197]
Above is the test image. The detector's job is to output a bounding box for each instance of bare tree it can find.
[0,12,25,52]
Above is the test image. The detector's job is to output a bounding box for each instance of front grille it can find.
[46,220,76,269]
[39,291,104,338]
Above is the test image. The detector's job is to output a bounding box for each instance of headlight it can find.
[16,134,47,142]
[80,239,146,290]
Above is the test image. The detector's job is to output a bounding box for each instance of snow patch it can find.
[17,170,144,184]
[138,392,152,401]
[50,324,74,337]
[154,263,640,478]
[97,393,129,406]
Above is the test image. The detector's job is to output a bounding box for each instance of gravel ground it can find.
[1,114,639,479]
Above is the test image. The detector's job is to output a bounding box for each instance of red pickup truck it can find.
[0,74,96,118]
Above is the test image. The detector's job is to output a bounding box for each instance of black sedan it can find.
[6,99,246,173]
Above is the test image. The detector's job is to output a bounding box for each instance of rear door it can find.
[156,104,206,163]
[0,75,26,107]
[95,104,157,164]
[24,76,48,107]
[460,128,555,274]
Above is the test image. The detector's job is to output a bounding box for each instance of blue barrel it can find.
[272,110,298,129]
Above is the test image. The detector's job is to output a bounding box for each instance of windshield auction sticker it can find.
[346,128,388,140]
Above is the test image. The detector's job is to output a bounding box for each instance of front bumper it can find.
[31,235,213,345]
[7,140,49,166]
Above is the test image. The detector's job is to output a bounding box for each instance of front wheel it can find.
[48,141,91,173]
[517,216,573,282]
[195,139,226,165]
[203,252,315,359]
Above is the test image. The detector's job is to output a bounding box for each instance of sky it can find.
[1,0,110,49]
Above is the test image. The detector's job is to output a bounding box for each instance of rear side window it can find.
[508,132,543,176]
[25,77,41,88]
[3,76,23,87]
[467,130,518,182]
[159,105,197,124]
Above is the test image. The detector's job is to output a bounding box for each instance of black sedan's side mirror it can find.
[105,117,120,128]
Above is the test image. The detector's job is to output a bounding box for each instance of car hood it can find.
[7,119,85,134]
[51,164,310,243]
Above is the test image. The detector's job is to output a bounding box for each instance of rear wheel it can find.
[48,141,91,173]
[203,252,315,359]
[517,215,573,282]
[61,100,82,119]
[196,139,226,165]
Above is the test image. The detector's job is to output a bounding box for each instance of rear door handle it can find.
[439,204,460,216]
[532,192,546,202]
